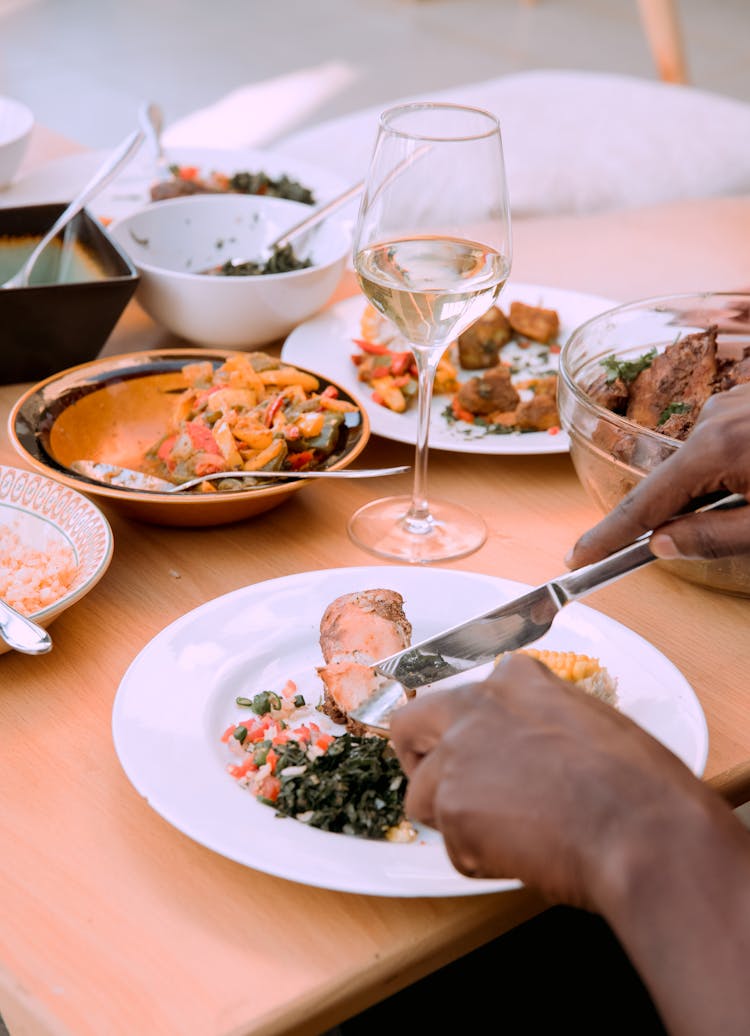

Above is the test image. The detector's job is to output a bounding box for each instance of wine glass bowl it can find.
[348,102,512,562]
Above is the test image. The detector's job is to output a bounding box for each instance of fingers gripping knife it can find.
[350,492,747,733]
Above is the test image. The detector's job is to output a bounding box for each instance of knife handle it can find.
[552,491,747,605]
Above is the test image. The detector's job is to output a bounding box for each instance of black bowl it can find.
[0,203,139,384]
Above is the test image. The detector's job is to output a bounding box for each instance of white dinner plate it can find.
[1,145,349,223]
[112,566,708,897]
[281,283,619,455]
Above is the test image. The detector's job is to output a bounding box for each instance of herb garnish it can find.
[600,348,657,384]
[236,691,282,715]
[441,404,536,436]
[658,400,692,426]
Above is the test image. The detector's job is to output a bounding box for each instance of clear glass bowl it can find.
[557,292,750,597]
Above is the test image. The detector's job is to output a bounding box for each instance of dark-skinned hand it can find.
[389,653,717,910]
[566,381,750,569]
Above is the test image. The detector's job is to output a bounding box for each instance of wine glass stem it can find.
[407,345,443,525]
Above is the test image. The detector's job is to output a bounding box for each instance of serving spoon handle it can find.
[0,599,53,654]
[2,127,144,289]
[70,460,409,493]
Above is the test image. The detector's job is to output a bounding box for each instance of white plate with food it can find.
[1,145,349,223]
[281,283,619,455]
[112,565,708,897]
[0,464,113,654]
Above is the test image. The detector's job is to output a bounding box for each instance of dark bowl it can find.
[0,203,139,384]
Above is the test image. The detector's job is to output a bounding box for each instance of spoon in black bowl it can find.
[2,128,144,289]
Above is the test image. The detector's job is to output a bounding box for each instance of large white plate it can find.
[112,566,708,897]
[1,145,349,223]
[282,284,619,455]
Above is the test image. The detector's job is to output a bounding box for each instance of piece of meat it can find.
[317,589,413,732]
[456,364,520,415]
[514,392,560,431]
[149,180,217,201]
[585,371,630,414]
[509,301,560,344]
[718,353,750,391]
[457,307,512,368]
[625,327,719,431]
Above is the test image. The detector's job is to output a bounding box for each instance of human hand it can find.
[389,653,713,911]
[566,382,750,569]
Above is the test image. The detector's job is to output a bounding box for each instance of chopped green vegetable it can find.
[658,400,692,425]
[214,243,312,277]
[250,691,282,715]
[292,694,306,708]
[272,734,408,839]
[233,725,248,744]
[600,348,657,384]
[228,171,315,204]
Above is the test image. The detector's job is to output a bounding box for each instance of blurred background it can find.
[1,0,748,148]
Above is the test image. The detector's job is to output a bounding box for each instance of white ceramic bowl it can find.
[0,97,34,189]
[109,193,352,349]
[0,464,114,654]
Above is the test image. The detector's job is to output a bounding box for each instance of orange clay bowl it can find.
[9,348,370,527]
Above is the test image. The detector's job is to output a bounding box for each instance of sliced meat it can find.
[626,327,719,431]
[585,371,630,414]
[718,353,750,391]
[317,589,413,731]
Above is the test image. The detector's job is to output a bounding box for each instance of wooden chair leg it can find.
[636,0,690,84]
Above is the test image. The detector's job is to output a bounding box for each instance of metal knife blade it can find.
[350,491,747,730]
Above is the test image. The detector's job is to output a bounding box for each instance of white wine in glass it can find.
[348,102,512,563]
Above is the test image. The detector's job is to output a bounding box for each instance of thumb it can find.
[650,509,750,560]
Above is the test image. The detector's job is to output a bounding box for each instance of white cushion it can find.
[272,70,750,217]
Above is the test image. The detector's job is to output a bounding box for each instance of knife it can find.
[350,491,747,731]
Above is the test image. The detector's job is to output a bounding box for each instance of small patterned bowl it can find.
[0,465,113,654]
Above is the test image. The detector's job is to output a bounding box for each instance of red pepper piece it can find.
[352,337,390,356]
[288,450,315,470]
[451,396,475,424]
[265,393,285,427]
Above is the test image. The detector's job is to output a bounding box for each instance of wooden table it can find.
[2,128,750,1036]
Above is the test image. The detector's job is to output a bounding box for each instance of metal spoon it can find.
[2,127,145,289]
[70,460,409,493]
[0,599,53,654]
[200,179,364,276]
[138,101,171,182]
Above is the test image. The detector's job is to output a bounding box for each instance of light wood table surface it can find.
[2,126,750,1036]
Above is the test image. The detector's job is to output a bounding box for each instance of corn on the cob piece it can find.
[497,648,619,707]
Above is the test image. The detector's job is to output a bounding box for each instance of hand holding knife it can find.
[351,491,747,733]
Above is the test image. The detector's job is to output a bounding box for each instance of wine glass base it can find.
[347,495,487,564]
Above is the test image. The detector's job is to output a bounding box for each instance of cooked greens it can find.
[272,734,408,839]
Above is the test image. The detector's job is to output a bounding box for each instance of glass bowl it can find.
[557,292,750,596]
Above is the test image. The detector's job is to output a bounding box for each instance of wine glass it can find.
[348,102,512,563]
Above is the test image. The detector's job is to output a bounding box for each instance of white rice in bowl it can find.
[0,520,77,616]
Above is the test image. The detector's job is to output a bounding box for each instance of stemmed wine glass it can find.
[348,102,512,563]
